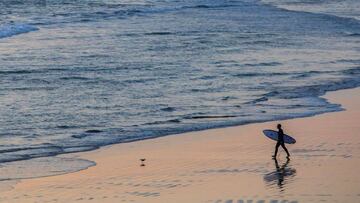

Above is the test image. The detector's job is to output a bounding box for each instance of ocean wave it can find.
[22,2,241,25]
[266,78,360,100]
[59,76,91,81]
[232,72,289,78]
[144,119,181,126]
[260,0,360,22]
[0,23,39,39]
[144,31,173,36]
[345,32,360,37]
[185,115,238,119]
[244,62,283,67]
[181,4,239,10]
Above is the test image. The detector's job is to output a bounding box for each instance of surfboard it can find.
[263,129,296,144]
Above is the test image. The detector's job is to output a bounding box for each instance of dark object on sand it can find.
[272,124,291,158]
[140,158,146,166]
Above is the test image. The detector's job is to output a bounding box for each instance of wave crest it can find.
[0,23,39,39]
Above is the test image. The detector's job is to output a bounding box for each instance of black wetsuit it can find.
[278,129,284,143]
[274,128,290,157]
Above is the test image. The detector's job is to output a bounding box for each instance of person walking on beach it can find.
[273,124,290,159]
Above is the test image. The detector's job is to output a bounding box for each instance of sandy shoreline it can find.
[1,87,360,203]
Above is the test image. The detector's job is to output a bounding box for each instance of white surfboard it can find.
[263,129,296,144]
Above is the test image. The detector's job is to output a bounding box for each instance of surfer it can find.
[273,124,291,159]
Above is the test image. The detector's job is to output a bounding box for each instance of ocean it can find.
[0,0,360,180]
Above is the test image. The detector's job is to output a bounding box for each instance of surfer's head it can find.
[277,124,282,129]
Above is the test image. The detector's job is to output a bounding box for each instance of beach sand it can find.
[1,87,360,203]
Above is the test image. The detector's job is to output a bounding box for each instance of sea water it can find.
[0,0,359,180]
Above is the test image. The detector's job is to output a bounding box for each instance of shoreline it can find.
[1,87,360,202]
[0,85,349,168]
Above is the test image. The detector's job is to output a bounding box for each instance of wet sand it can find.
[1,87,360,203]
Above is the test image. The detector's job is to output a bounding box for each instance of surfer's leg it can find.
[281,143,290,157]
[273,142,280,157]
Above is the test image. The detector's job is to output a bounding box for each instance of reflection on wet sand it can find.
[264,158,296,191]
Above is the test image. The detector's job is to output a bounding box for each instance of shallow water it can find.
[0,0,360,179]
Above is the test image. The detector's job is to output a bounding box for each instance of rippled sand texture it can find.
[0,87,359,202]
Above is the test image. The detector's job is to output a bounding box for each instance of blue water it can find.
[0,0,360,179]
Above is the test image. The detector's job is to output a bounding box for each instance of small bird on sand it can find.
[140,159,146,166]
